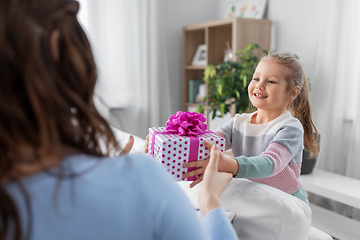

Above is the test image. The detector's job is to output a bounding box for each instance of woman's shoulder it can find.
[68,153,156,165]
[66,153,164,181]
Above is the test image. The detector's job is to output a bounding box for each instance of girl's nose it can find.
[255,82,265,90]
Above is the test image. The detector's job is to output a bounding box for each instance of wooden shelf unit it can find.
[182,17,272,121]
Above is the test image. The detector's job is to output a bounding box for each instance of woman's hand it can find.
[182,140,239,188]
[144,135,149,153]
[119,135,134,155]
[198,144,233,217]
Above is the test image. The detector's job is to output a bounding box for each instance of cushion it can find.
[110,126,145,154]
[178,178,312,240]
[308,227,333,240]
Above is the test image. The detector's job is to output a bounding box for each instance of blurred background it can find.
[77,0,360,192]
[76,0,360,238]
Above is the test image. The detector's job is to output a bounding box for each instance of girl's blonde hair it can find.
[261,53,319,157]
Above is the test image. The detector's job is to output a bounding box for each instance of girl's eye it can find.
[253,78,259,81]
[268,80,276,84]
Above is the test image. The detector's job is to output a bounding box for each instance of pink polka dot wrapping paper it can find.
[148,127,225,182]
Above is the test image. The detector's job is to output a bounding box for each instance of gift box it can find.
[148,111,225,181]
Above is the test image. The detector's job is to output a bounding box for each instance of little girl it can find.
[182,52,319,204]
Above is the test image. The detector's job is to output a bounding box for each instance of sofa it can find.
[113,127,333,240]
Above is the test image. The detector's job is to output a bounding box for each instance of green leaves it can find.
[204,65,216,82]
[242,74,247,88]
[217,83,223,95]
[196,43,263,119]
[235,90,240,99]
[196,104,205,114]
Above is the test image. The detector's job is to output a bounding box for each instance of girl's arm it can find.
[234,125,303,179]
[234,143,287,178]
[183,136,293,183]
[183,141,239,188]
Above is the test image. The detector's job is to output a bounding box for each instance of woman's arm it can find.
[138,153,237,240]
[199,144,238,239]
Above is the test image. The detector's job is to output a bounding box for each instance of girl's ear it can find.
[49,30,61,61]
[289,86,301,101]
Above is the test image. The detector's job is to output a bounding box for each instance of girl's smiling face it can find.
[248,60,292,115]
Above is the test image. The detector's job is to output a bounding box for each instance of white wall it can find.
[164,0,217,114]
[181,0,326,131]
[99,0,327,138]
[215,0,325,81]
[86,0,217,138]
[165,0,326,129]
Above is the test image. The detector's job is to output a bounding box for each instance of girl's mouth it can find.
[254,93,267,98]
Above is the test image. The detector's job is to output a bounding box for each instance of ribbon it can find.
[187,135,200,181]
[150,111,212,181]
[150,130,174,157]
[166,111,207,136]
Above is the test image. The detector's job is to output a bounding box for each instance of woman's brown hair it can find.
[0,0,120,239]
[261,53,320,158]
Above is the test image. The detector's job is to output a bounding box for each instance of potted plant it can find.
[196,43,265,119]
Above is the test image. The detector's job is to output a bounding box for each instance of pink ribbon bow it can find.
[151,111,211,181]
[166,111,207,136]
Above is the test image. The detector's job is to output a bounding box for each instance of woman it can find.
[0,0,236,239]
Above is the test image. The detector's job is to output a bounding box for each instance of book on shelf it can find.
[188,79,203,104]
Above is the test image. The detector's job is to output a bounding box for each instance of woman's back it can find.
[5,154,208,240]
[0,1,238,239]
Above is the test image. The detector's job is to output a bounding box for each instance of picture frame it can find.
[191,44,207,66]
[224,0,268,20]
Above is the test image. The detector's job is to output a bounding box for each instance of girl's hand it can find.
[183,140,239,188]
[119,135,134,155]
[182,158,209,188]
[198,144,233,217]
[144,135,149,153]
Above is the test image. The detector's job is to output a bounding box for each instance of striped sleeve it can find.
[270,126,303,158]
[234,139,294,179]
[261,142,293,176]
[218,117,234,149]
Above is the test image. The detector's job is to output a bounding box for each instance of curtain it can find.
[311,0,360,220]
[78,0,172,138]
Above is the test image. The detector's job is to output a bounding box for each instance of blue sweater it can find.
[4,154,237,240]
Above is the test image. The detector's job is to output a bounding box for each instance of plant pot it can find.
[301,149,317,174]
[300,134,320,175]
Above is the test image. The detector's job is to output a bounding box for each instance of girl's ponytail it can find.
[289,75,319,157]
[262,53,319,158]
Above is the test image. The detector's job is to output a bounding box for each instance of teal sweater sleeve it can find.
[234,155,274,178]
